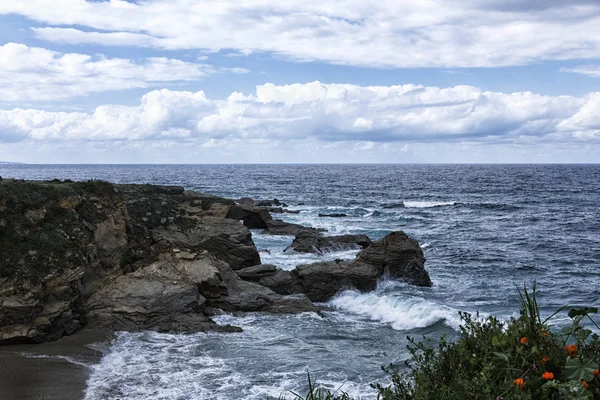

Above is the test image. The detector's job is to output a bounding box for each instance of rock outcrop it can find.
[0,180,312,344]
[286,230,371,254]
[260,231,431,302]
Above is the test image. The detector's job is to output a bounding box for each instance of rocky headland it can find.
[0,179,431,345]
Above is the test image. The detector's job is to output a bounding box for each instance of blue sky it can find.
[0,0,599,163]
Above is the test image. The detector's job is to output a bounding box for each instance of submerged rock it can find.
[318,213,348,218]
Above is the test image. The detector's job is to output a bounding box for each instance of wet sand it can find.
[0,330,111,400]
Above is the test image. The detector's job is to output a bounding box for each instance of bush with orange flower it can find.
[293,284,600,400]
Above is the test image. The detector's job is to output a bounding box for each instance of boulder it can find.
[258,270,304,295]
[355,231,431,287]
[236,264,278,280]
[286,230,371,254]
[294,260,382,302]
[214,262,316,314]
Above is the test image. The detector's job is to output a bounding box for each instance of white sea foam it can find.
[421,242,431,249]
[403,201,456,208]
[329,289,461,331]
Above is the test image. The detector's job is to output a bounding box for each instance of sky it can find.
[0,0,599,163]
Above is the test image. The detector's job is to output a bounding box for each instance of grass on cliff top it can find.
[289,284,600,400]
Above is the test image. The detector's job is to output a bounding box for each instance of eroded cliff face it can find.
[0,180,313,344]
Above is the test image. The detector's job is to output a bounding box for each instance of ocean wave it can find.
[403,201,457,208]
[329,289,461,331]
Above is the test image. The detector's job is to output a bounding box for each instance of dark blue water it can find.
[2,164,599,399]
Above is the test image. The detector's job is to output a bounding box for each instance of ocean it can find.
[1,164,599,399]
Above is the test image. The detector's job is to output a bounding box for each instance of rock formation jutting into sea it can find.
[0,179,431,345]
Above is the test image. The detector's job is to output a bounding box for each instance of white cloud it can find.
[0,82,597,148]
[0,43,236,101]
[561,65,600,78]
[2,0,597,68]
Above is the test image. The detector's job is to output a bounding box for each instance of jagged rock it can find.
[214,262,316,314]
[294,260,382,302]
[355,231,431,287]
[286,230,371,254]
[153,216,261,270]
[236,264,278,280]
[318,213,348,218]
[85,253,225,332]
[271,231,431,302]
[265,219,322,236]
[0,268,85,344]
[226,204,272,230]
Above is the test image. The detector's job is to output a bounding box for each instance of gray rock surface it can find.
[286,230,371,254]
[236,264,278,280]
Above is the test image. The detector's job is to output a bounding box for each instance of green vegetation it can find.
[291,285,600,400]
[0,179,115,282]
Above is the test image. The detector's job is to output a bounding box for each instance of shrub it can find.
[292,284,600,400]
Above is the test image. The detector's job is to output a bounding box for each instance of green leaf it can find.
[565,357,597,381]
[493,352,508,361]
[573,329,592,342]
[568,308,598,318]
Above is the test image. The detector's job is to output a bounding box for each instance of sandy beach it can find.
[0,330,110,400]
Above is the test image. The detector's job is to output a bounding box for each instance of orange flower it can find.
[582,380,589,389]
[520,337,528,345]
[542,372,554,380]
[513,378,526,389]
[565,344,578,357]
[594,369,600,378]
[541,356,549,365]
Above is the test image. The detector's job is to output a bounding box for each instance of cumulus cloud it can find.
[0,0,598,68]
[0,43,236,102]
[0,82,597,146]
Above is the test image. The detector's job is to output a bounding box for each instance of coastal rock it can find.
[294,260,382,302]
[85,252,225,332]
[0,180,307,344]
[265,219,322,236]
[318,213,348,218]
[271,231,431,302]
[355,231,431,287]
[236,264,278,280]
[286,230,371,254]
[153,216,261,270]
[226,203,272,230]
[214,262,316,314]
[258,270,304,295]
[0,268,85,344]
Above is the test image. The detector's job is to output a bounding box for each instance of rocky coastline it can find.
[0,179,431,345]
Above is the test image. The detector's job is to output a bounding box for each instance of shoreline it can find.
[0,330,110,400]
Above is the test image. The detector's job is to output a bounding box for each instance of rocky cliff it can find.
[0,179,431,344]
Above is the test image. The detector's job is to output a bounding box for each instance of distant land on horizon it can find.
[0,161,25,165]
